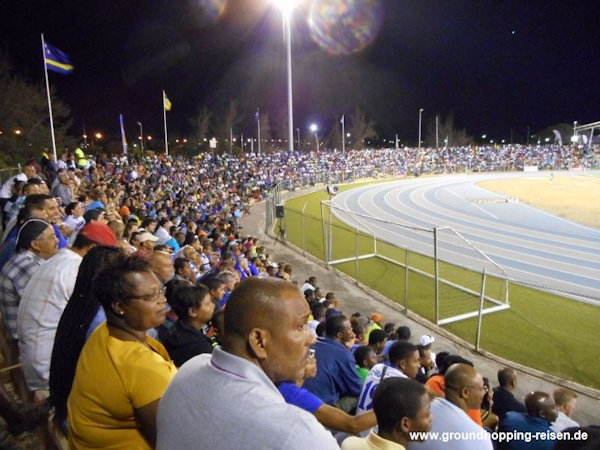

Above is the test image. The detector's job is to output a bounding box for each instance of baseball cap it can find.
[419,335,435,346]
[138,231,159,243]
[78,222,117,247]
[370,313,384,323]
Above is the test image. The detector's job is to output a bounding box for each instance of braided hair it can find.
[49,246,124,425]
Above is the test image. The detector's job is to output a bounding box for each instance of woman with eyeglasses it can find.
[67,256,177,449]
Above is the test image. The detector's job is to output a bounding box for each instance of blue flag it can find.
[44,42,73,75]
[120,114,128,155]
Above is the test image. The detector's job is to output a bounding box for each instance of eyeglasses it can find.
[129,286,166,302]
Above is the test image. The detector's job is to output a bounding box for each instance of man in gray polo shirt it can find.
[408,363,493,450]
[156,277,339,449]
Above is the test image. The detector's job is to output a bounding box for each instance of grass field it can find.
[282,177,600,390]
[478,174,600,229]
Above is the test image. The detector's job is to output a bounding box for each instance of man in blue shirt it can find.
[493,367,527,422]
[303,314,362,413]
[499,391,558,450]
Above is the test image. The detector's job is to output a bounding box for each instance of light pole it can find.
[296,128,300,151]
[137,121,144,155]
[418,108,423,148]
[274,0,299,153]
[341,115,345,154]
[310,123,319,152]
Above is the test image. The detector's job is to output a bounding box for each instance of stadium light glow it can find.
[273,0,301,14]
[310,123,318,132]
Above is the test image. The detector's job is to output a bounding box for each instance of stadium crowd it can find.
[0,145,597,449]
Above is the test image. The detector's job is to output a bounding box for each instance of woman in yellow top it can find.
[67,256,177,449]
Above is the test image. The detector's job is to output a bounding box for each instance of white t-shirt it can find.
[0,173,27,198]
[356,363,407,415]
[301,282,315,293]
[552,411,579,432]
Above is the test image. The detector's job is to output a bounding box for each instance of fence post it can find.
[354,228,359,283]
[404,248,409,313]
[320,201,328,266]
[434,227,439,325]
[264,196,271,235]
[475,270,487,351]
[301,202,308,257]
[328,200,333,264]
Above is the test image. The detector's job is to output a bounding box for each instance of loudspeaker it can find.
[326,185,339,195]
[275,204,285,218]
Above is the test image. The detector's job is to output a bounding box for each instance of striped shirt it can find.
[0,250,44,339]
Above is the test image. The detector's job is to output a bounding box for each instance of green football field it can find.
[281,180,600,390]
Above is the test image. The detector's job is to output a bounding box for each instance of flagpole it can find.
[341,115,345,154]
[163,90,169,156]
[257,108,261,156]
[41,34,58,161]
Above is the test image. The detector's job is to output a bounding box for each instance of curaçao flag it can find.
[44,42,73,75]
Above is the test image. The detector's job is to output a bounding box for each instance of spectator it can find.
[309,302,327,334]
[137,231,158,252]
[301,276,317,293]
[365,313,384,342]
[498,391,558,450]
[217,270,238,306]
[354,345,378,384]
[156,277,339,449]
[408,363,493,449]
[481,377,499,430]
[84,188,107,211]
[67,256,177,449]
[0,199,48,270]
[415,345,433,384]
[492,368,527,422]
[368,329,388,356]
[551,388,579,432]
[383,322,396,338]
[356,341,420,415]
[278,348,377,434]
[554,426,600,450]
[424,352,450,397]
[343,378,432,450]
[149,250,175,284]
[50,172,72,207]
[351,320,367,350]
[303,314,363,413]
[162,284,215,367]
[82,207,106,225]
[17,222,117,394]
[172,257,195,283]
[49,246,123,429]
[304,288,316,303]
[63,201,86,238]
[419,335,436,372]
[0,219,58,339]
[204,277,227,309]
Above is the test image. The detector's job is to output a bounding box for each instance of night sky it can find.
[3,0,599,145]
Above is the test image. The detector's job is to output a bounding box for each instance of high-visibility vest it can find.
[74,147,86,167]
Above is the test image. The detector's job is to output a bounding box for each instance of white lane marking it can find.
[445,187,498,220]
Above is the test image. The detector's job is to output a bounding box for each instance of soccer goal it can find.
[321,200,510,327]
